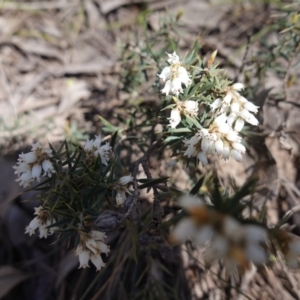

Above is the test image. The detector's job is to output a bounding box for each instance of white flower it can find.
[90,253,105,271]
[76,245,90,269]
[85,136,112,165]
[116,191,127,206]
[167,52,180,64]
[168,108,181,128]
[183,100,198,116]
[232,82,245,91]
[172,218,197,242]
[13,143,54,188]
[25,206,57,238]
[76,230,109,271]
[119,174,133,185]
[159,52,191,96]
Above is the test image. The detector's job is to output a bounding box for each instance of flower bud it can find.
[94,211,123,232]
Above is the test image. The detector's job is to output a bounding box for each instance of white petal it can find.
[183,100,198,115]
[172,218,197,242]
[90,230,107,241]
[222,144,230,160]
[214,139,224,154]
[244,101,259,113]
[178,194,203,208]
[96,241,110,255]
[93,136,102,148]
[226,131,241,142]
[116,191,126,206]
[90,253,105,271]
[201,136,210,152]
[161,80,172,95]
[223,216,241,238]
[244,225,266,243]
[230,149,243,162]
[195,225,214,246]
[210,98,222,110]
[168,108,181,128]
[232,142,246,153]
[32,164,42,181]
[38,223,49,238]
[25,217,40,235]
[246,244,267,265]
[86,238,99,254]
[223,92,233,104]
[232,83,245,91]
[167,52,179,64]
[119,175,133,185]
[198,152,208,166]
[84,139,94,151]
[77,246,90,269]
[171,77,183,95]
[184,145,196,158]
[158,66,171,81]
[234,118,245,132]
[20,152,37,164]
[230,102,240,113]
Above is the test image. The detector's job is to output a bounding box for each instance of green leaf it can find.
[138,177,169,189]
[190,175,205,195]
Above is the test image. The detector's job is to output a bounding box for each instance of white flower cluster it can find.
[25,206,57,238]
[158,52,191,96]
[84,135,112,165]
[13,142,55,188]
[75,230,110,271]
[115,174,133,206]
[168,100,199,128]
[210,83,259,132]
[183,114,246,165]
[158,52,260,165]
[172,196,267,271]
